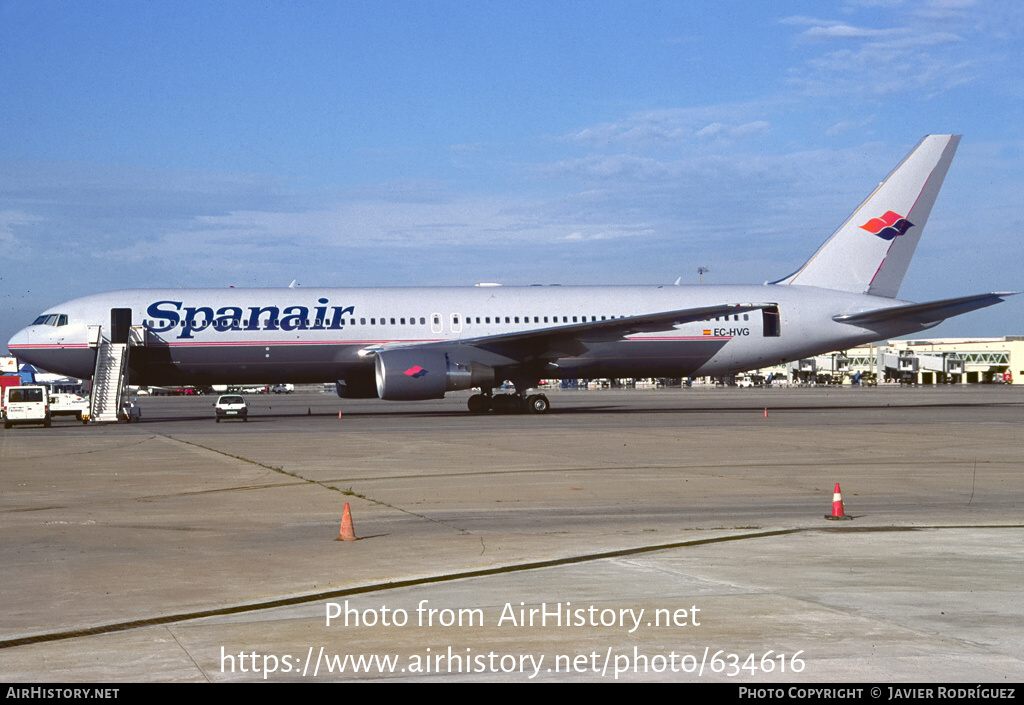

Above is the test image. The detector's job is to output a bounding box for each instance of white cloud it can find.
[0,210,43,257]
[798,23,905,41]
[826,116,876,135]
[697,121,771,140]
[562,106,773,151]
[565,111,690,149]
[541,155,669,181]
[912,0,978,21]
[778,6,986,100]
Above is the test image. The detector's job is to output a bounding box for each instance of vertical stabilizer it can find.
[776,134,960,298]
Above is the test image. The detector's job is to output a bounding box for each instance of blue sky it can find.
[2,0,1022,352]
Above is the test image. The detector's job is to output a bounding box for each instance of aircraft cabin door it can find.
[450,313,463,334]
[431,313,443,335]
[762,305,781,337]
[110,308,133,344]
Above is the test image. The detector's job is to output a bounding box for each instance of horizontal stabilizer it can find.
[832,292,1018,327]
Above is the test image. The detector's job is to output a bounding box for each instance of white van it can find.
[3,385,51,429]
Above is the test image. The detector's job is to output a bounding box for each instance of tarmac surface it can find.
[1,385,1022,682]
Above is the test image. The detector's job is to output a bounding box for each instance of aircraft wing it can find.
[393,302,777,361]
[832,292,1018,327]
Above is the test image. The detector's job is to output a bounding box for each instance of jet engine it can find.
[374,349,495,401]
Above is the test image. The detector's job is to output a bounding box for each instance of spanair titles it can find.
[145,299,356,338]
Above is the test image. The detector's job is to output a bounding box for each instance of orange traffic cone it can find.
[825,482,853,520]
[763,407,768,418]
[337,502,357,540]
[338,410,343,419]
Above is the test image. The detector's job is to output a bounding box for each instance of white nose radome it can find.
[7,326,31,351]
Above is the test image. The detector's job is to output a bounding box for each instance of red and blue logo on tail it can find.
[860,210,914,241]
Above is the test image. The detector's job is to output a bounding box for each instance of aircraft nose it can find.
[7,326,31,352]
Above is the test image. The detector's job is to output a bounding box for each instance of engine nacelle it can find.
[374,349,494,401]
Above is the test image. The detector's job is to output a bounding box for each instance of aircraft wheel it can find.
[526,394,550,414]
[467,394,490,414]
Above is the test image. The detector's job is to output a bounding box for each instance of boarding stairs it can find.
[89,337,129,423]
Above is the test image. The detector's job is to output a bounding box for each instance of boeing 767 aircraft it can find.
[7,135,1015,414]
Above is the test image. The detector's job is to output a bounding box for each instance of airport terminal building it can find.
[778,336,1024,386]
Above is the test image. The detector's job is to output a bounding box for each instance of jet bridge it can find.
[879,350,964,383]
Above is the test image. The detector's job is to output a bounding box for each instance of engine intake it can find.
[374,349,494,401]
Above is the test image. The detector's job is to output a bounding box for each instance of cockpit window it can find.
[31,314,68,326]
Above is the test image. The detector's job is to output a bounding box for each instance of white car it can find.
[214,394,248,422]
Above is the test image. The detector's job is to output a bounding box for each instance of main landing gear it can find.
[467,391,550,414]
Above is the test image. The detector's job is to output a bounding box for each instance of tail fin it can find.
[775,134,960,298]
